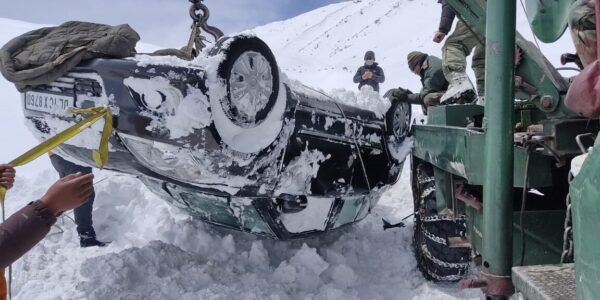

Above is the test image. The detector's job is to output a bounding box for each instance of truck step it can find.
[512,264,575,300]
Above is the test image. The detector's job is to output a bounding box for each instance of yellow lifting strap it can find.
[0,106,113,300]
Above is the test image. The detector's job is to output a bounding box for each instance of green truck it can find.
[408,0,600,299]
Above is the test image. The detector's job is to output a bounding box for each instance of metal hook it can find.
[182,0,224,59]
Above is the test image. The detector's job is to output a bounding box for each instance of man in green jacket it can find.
[405,51,449,112]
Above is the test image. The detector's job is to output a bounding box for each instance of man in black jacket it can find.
[49,153,107,248]
[434,0,483,104]
[353,51,385,93]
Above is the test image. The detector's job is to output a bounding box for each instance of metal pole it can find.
[481,0,516,297]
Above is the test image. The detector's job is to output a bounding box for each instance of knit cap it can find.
[407,51,428,71]
[364,50,375,60]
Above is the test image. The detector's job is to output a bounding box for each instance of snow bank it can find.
[5,167,480,300]
[329,86,391,117]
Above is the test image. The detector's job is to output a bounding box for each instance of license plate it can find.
[24,91,74,115]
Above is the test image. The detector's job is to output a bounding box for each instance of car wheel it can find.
[386,98,411,142]
[210,36,285,154]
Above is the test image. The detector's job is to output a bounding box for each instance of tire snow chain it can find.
[416,211,467,223]
[421,224,448,245]
[418,176,435,185]
[423,270,464,282]
[420,244,470,270]
[420,245,466,281]
[420,186,435,200]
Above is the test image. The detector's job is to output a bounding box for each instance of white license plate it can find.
[24,91,74,115]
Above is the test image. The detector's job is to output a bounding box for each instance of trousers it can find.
[49,155,95,236]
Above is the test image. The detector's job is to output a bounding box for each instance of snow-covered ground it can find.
[0,0,576,298]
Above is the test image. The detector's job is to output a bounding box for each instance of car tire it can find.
[209,36,285,154]
[411,160,471,282]
[386,98,411,142]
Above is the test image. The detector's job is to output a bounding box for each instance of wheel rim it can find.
[393,102,410,139]
[228,51,274,127]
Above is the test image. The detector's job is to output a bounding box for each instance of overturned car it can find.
[18,35,411,239]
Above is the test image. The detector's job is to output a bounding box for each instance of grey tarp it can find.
[0,21,140,91]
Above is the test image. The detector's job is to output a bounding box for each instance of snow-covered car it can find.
[21,35,411,239]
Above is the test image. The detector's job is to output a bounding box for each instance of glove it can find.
[383,88,413,99]
[561,53,584,70]
[392,87,413,98]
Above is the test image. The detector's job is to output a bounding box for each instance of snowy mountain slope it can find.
[0,0,579,298]
[252,0,576,94]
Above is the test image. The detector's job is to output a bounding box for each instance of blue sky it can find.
[0,0,345,47]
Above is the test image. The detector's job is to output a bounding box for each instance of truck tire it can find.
[411,160,471,281]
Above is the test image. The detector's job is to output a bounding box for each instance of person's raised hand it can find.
[0,164,16,190]
[433,31,446,43]
[41,172,94,215]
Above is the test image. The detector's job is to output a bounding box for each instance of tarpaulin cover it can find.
[0,21,139,92]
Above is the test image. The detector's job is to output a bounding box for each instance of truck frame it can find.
[409,0,600,298]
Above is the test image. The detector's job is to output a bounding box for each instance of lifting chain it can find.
[560,134,594,264]
[185,0,224,58]
[561,173,575,263]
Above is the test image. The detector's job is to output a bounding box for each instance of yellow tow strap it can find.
[0,106,113,300]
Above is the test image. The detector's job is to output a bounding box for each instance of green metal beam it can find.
[445,0,573,118]
[467,209,565,266]
[481,0,517,284]
[412,123,554,188]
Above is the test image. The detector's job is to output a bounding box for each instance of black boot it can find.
[79,230,108,248]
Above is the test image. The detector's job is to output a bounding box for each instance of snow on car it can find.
[21,34,412,239]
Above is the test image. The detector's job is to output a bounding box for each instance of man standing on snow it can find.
[49,153,107,248]
[434,0,483,104]
[353,50,385,93]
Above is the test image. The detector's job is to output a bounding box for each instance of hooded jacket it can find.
[353,63,386,92]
